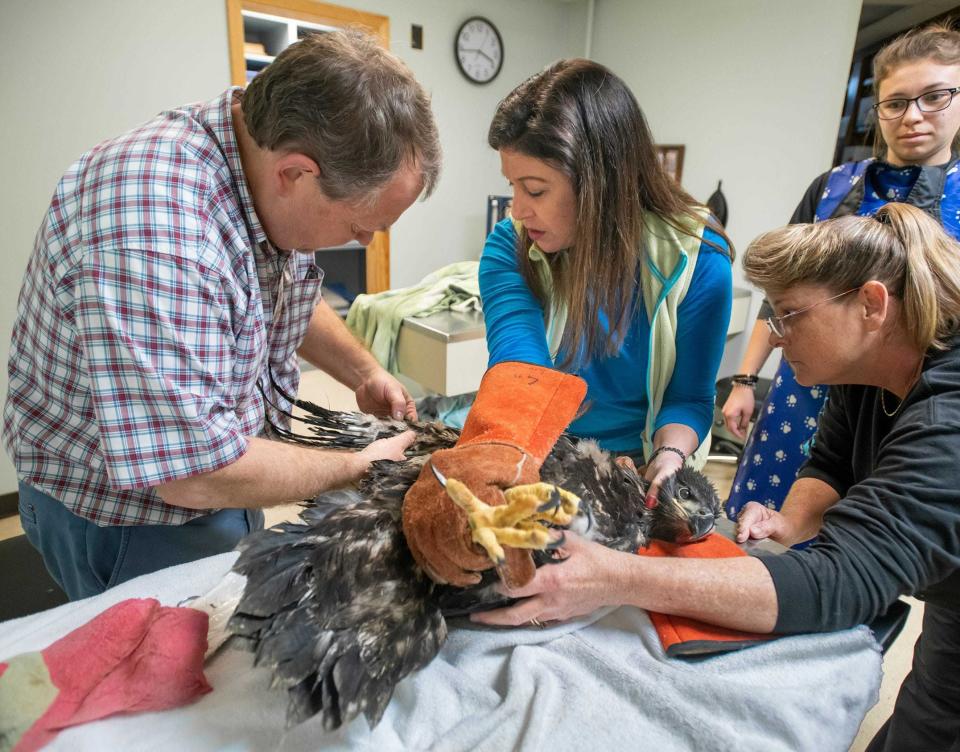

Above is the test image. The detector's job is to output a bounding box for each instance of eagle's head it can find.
[645,465,721,543]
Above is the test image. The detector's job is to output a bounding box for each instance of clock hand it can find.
[474,48,495,65]
[461,47,496,65]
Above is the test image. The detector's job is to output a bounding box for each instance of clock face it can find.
[455,17,503,85]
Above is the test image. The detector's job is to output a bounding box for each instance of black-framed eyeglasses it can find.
[872,87,960,120]
[765,287,861,338]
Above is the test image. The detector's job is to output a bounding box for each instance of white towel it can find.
[0,552,882,751]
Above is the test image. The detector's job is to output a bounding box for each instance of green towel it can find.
[345,261,481,374]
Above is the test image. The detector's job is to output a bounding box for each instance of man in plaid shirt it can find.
[3,30,441,600]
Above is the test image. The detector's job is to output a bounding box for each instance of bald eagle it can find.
[228,403,720,731]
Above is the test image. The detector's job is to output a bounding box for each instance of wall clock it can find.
[454,16,503,85]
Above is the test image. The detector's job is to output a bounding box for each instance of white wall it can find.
[0,0,231,494]
[590,0,862,378]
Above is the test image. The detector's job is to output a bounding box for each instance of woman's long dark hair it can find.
[488,58,731,366]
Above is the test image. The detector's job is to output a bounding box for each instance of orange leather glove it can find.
[402,362,586,589]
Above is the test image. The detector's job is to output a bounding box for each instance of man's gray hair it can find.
[242,27,441,202]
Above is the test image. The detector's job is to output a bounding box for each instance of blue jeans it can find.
[18,482,264,601]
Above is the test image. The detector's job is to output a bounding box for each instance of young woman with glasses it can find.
[723,23,960,529]
[477,202,960,751]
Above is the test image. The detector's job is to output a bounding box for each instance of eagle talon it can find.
[581,500,595,533]
[440,478,581,566]
[430,462,449,487]
[536,486,565,515]
[546,531,566,550]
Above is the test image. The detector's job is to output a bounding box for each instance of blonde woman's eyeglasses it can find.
[765,287,861,338]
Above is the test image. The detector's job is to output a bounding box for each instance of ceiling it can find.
[857,0,960,49]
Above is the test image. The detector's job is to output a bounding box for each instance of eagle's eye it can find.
[677,485,691,500]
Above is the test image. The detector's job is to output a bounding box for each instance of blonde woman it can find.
[477,203,960,751]
[724,23,960,526]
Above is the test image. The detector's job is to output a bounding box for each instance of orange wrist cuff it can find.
[637,534,774,657]
[457,362,587,462]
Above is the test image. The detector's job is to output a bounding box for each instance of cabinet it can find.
[240,11,337,82]
[314,242,366,317]
[225,0,392,293]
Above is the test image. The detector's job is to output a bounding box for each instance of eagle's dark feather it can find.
[230,408,720,731]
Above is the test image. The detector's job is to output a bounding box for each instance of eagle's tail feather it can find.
[229,494,445,731]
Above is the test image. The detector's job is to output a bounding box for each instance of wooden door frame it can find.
[225,0,392,293]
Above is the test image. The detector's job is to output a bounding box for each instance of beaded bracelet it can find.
[648,445,687,465]
[731,373,759,389]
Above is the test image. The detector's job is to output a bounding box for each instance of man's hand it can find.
[469,532,624,626]
[355,369,417,420]
[735,501,794,544]
[357,430,416,465]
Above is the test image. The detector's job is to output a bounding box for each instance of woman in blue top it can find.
[401,59,732,590]
[724,23,960,524]
[481,58,734,501]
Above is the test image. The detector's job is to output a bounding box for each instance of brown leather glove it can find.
[402,362,587,588]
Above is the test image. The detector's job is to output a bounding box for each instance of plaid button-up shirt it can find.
[3,88,323,525]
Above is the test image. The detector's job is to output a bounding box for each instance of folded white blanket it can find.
[0,552,882,751]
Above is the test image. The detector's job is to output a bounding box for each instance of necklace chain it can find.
[880,388,902,417]
[880,356,925,418]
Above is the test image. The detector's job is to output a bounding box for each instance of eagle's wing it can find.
[279,399,461,458]
[230,489,443,730]
[229,406,719,732]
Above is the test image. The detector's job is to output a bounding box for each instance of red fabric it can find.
[14,598,211,751]
[638,534,774,656]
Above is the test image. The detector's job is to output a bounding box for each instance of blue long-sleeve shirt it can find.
[479,219,732,452]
